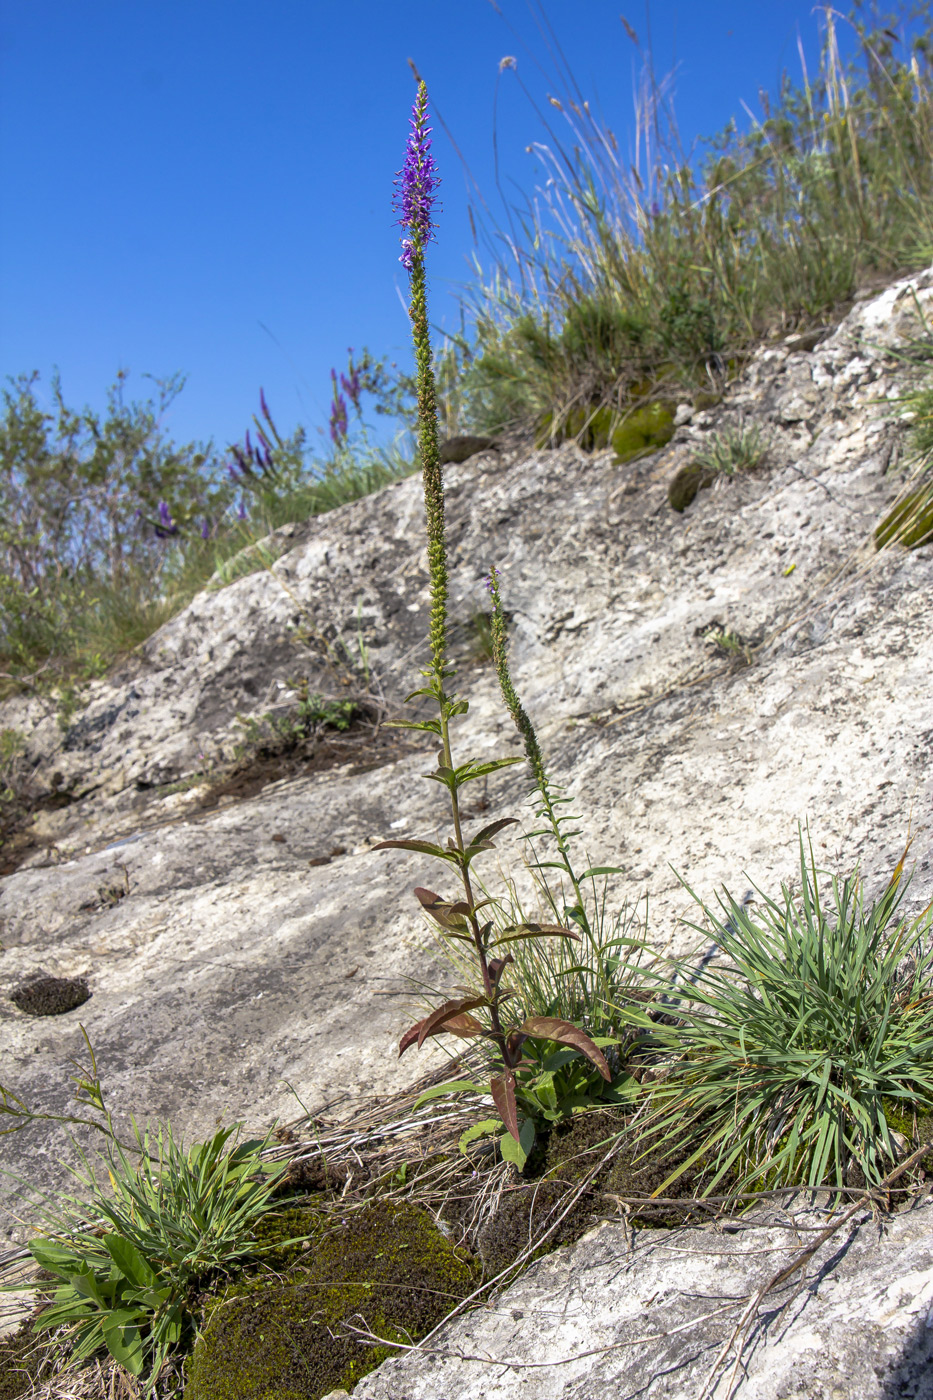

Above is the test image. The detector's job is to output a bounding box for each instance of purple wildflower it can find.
[259,386,271,421]
[329,368,348,445]
[237,499,248,521]
[392,81,441,269]
[245,429,252,456]
[201,518,211,540]
[340,368,361,409]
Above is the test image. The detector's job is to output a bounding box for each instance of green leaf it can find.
[413,1079,487,1109]
[456,756,523,783]
[374,838,461,865]
[388,719,442,734]
[469,817,519,846]
[580,865,624,878]
[101,1309,145,1373]
[27,1240,85,1277]
[499,1117,536,1170]
[102,1234,156,1290]
[458,1119,503,1154]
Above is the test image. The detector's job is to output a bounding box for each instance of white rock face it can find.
[1,270,932,1389]
[351,1198,933,1399]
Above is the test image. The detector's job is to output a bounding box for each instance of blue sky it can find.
[0,2,878,459]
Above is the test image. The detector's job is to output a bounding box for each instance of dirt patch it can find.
[0,789,78,878]
[194,715,422,811]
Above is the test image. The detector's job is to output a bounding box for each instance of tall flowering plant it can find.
[378,81,609,1163]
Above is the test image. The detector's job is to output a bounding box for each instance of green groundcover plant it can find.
[620,834,933,1197]
[0,1032,317,1394]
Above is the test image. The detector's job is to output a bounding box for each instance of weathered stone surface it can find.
[351,1198,933,1399]
[0,271,932,1390]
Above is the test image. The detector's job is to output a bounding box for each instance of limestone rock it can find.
[351,1199,933,1399]
[0,271,932,1395]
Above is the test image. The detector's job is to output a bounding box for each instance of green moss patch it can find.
[0,1319,45,1400]
[184,1200,477,1400]
[477,1109,627,1276]
[534,401,675,461]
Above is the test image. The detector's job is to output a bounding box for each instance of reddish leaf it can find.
[519,1017,612,1081]
[505,1031,528,1064]
[490,1070,521,1142]
[493,922,581,945]
[441,1013,485,1038]
[399,1008,484,1057]
[469,817,519,847]
[399,1019,427,1056]
[487,955,514,989]
[417,996,488,1049]
[414,888,470,931]
[375,839,459,865]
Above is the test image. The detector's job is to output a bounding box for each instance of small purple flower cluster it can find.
[154,500,179,539]
[329,369,349,446]
[393,82,441,272]
[227,388,283,488]
[229,426,276,480]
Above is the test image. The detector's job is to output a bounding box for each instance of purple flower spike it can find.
[237,499,248,521]
[158,500,172,528]
[393,81,441,269]
[201,518,210,540]
[260,386,270,421]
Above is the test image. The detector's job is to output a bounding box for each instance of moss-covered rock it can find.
[668,461,716,512]
[534,401,675,460]
[9,975,90,1016]
[477,1110,627,1276]
[875,482,933,549]
[0,1318,44,1400]
[183,1200,477,1400]
[611,403,675,463]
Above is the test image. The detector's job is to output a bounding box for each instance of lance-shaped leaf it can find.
[414,888,472,931]
[487,954,514,992]
[490,1070,521,1142]
[519,1017,612,1081]
[374,838,462,867]
[468,817,518,847]
[399,1004,486,1057]
[389,718,442,735]
[456,756,523,785]
[489,921,581,946]
[411,996,487,1052]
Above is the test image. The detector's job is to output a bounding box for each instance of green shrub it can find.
[0,1035,313,1396]
[447,5,933,439]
